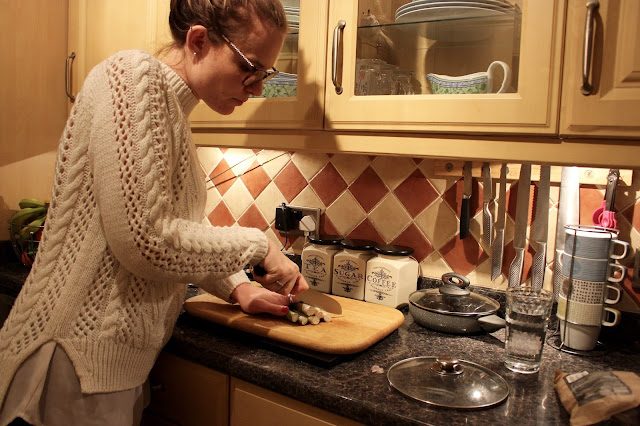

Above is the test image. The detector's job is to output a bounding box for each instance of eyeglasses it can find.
[220,34,278,86]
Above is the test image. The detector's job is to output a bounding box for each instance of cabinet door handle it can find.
[581,0,599,96]
[332,20,346,95]
[66,52,76,102]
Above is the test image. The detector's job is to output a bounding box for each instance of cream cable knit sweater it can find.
[0,50,268,405]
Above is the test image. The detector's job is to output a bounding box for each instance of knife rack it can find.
[433,161,633,185]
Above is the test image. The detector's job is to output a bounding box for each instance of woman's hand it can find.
[252,240,309,296]
[230,283,292,316]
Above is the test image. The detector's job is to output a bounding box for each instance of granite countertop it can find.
[3,256,640,425]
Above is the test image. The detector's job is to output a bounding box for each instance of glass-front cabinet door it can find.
[324,0,564,134]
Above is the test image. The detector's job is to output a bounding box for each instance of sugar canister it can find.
[365,245,418,308]
[301,235,343,293]
[332,239,376,300]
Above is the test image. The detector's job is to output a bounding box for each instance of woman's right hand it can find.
[252,240,309,296]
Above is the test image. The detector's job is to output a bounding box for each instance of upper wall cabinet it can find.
[559,0,640,138]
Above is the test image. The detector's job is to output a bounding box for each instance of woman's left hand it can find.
[230,282,293,316]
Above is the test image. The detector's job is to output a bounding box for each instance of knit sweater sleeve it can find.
[86,51,267,300]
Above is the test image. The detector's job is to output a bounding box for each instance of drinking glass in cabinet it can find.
[355,0,522,96]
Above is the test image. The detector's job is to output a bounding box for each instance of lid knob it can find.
[439,272,471,296]
[430,356,464,375]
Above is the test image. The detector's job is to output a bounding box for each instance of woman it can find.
[0,0,305,424]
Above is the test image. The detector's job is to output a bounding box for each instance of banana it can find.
[20,216,46,241]
[18,198,46,209]
[9,206,47,231]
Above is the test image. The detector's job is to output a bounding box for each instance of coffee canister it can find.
[301,235,343,293]
[332,239,376,300]
[365,245,418,308]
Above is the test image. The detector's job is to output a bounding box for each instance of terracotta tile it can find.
[319,215,341,237]
[621,199,640,231]
[209,158,236,196]
[391,223,433,263]
[346,218,384,244]
[439,236,488,276]
[310,163,348,206]
[442,177,482,219]
[241,160,271,199]
[237,204,269,231]
[207,202,235,227]
[579,184,604,226]
[394,169,439,217]
[274,162,308,203]
[506,180,534,224]
[500,240,536,284]
[531,181,552,223]
[348,166,388,212]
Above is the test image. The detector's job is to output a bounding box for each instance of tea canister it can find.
[365,245,419,309]
[332,239,376,300]
[301,235,343,293]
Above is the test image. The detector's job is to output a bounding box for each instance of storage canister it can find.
[365,245,419,309]
[301,235,343,293]
[332,239,376,300]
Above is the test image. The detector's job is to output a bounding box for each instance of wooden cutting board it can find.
[183,293,405,354]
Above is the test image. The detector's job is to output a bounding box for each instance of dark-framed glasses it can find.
[220,34,278,86]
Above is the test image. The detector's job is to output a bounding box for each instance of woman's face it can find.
[189,18,285,115]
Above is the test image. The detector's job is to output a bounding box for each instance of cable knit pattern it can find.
[0,50,268,405]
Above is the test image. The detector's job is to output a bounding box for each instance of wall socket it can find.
[274,204,321,239]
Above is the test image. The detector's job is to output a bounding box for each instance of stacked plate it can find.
[261,72,297,98]
[395,0,516,24]
[284,5,299,33]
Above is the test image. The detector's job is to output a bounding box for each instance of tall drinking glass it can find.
[504,287,553,374]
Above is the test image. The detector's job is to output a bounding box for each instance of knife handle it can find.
[531,243,547,290]
[252,264,267,276]
[460,197,470,239]
[482,202,492,247]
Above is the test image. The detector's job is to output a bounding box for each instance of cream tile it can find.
[549,183,560,206]
[420,252,452,279]
[223,180,254,219]
[415,198,458,250]
[368,194,412,242]
[469,209,486,251]
[616,171,640,212]
[331,153,371,185]
[257,150,288,165]
[224,148,259,176]
[326,191,366,237]
[265,227,284,250]
[291,152,329,181]
[372,156,416,190]
[197,147,224,176]
[612,282,640,314]
[426,176,458,196]
[204,185,222,217]
[262,151,291,179]
[467,258,497,289]
[289,237,306,254]
[545,206,558,259]
[291,186,324,210]
[254,182,286,224]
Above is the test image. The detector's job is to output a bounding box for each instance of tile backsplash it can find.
[197,147,640,313]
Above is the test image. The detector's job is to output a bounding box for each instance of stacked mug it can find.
[556,225,629,351]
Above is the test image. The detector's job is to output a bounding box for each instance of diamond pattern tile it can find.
[439,235,488,276]
[394,169,439,217]
[223,148,257,176]
[369,194,412,242]
[238,204,269,231]
[506,181,534,223]
[500,240,536,284]
[197,147,223,176]
[241,160,271,199]
[291,152,329,181]
[348,166,388,213]
[209,158,235,196]
[347,218,384,243]
[208,201,235,227]
[371,156,416,190]
[223,180,254,219]
[392,223,433,262]
[325,191,365,236]
[259,150,291,179]
[310,163,347,206]
[254,182,286,224]
[320,215,340,237]
[579,184,604,226]
[414,198,458,250]
[443,177,482,219]
[621,199,640,230]
[331,153,371,184]
[274,161,307,203]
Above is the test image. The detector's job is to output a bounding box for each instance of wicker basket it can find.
[9,221,44,267]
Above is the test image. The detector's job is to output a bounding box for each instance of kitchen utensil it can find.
[531,165,551,290]
[427,61,512,94]
[592,169,620,229]
[564,227,628,260]
[183,293,404,355]
[387,356,509,409]
[560,252,627,283]
[553,167,580,299]
[560,274,621,305]
[491,164,508,280]
[557,296,621,327]
[408,273,505,334]
[508,164,531,287]
[559,319,602,351]
[252,264,342,314]
[482,163,493,247]
[460,161,472,239]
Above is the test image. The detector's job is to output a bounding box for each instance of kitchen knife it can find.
[553,167,580,300]
[530,165,551,290]
[491,164,508,281]
[460,161,472,239]
[508,164,531,288]
[252,264,342,314]
[482,163,493,248]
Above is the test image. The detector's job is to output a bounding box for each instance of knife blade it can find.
[460,161,472,239]
[553,167,580,300]
[508,164,531,288]
[530,165,551,290]
[491,164,508,281]
[482,163,493,248]
[251,264,342,314]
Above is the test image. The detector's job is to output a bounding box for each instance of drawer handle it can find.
[65,52,76,102]
[581,0,599,96]
[332,20,346,95]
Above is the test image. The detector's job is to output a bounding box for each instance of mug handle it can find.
[487,61,512,93]
[606,263,627,283]
[604,285,621,305]
[609,239,630,260]
[602,307,621,327]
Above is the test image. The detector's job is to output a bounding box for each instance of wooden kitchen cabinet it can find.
[145,351,230,426]
[559,0,640,138]
[230,378,364,426]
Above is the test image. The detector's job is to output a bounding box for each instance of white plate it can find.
[398,0,512,13]
[396,5,507,23]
